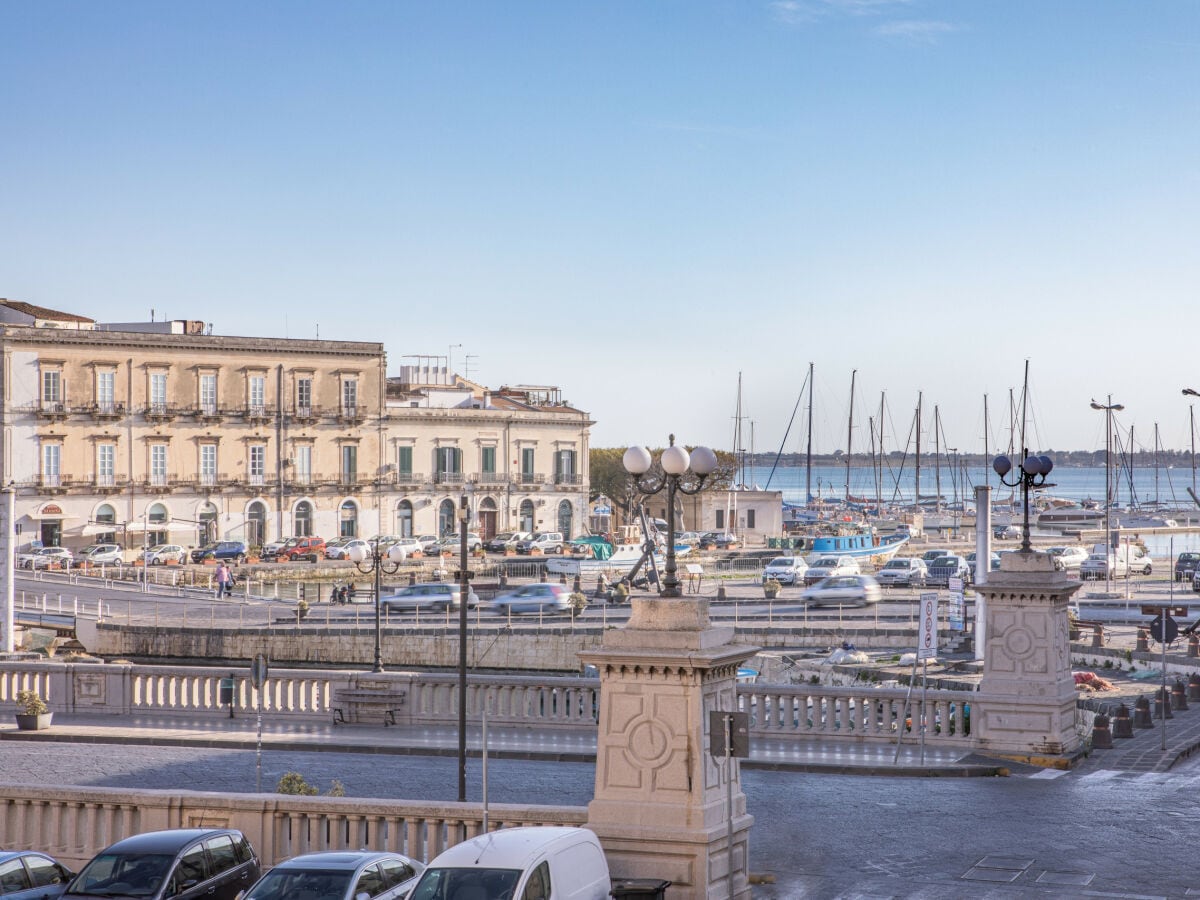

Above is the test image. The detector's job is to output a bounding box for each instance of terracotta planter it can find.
[15,712,52,731]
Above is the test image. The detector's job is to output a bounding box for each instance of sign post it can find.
[710,710,749,900]
[251,654,268,792]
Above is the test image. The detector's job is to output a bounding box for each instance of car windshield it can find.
[1181,553,1200,561]
[243,868,353,900]
[814,558,838,567]
[69,852,174,897]
[930,557,955,566]
[409,867,522,900]
[884,560,908,569]
[768,558,794,567]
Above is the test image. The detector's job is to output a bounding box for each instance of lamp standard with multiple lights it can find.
[992,450,1054,552]
[1090,396,1124,596]
[347,539,407,673]
[622,436,718,598]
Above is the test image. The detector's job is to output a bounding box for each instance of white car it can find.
[76,543,124,566]
[875,557,928,587]
[1047,546,1089,571]
[801,574,881,607]
[433,533,483,553]
[145,544,187,565]
[762,556,808,586]
[415,535,441,553]
[803,556,861,586]
[326,538,370,560]
[19,547,73,569]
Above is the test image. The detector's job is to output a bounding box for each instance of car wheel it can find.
[236,555,245,565]
[309,554,318,563]
[1144,564,1153,575]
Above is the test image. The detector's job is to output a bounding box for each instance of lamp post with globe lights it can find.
[346,539,408,673]
[992,451,1054,554]
[622,436,718,598]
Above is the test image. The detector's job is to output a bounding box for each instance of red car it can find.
[277,536,326,562]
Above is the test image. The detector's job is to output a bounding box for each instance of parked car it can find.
[325,538,368,560]
[1080,544,1152,580]
[926,555,971,587]
[1047,546,1090,572]
[191,541,248,564]
[481,583,570,615]
[261,537,291,557]
[277,536,326,562]
[676,531,702,547]
[409,827,609,900]
[380,582,478,611]
[992,524,1021,540]
[802,556,860,586]
[920,548,951,564]
[76,543,124,566]
[875,557,928,587]
[1176,551,1200,582]
[433,533,483,553]
[484,531,531,552]
[415,535,440,553]
[762,556,808,585]
[700,532,740,549]
[144,544,187,566]
[966,551,1001,580]
[387,537,424,556]
[64,828,259,900]
[515,532,564,555]
[19,547,73,570]
[0,849,74,898]
[801,574,881,607]
[240,850,423,900]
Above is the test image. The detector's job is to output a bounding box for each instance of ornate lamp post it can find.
[347,538,407,673]
[1091,396,1124,595]
[992,450,1054,553]
[622,436,718,598]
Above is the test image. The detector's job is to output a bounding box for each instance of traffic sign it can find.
[1149,614,1179,645]
[918,593,939,660]
[250,654,269,689]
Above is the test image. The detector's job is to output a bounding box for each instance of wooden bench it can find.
[331,688,407,726]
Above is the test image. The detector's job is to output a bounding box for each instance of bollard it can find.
[1189,673,1200,702]
[409,571,417,586]
[1136,628,1150,652]
[716,584,727,602]
[1155,687,1174,720]
[559,573,567,586]
[1091,624,1105,649]
[1091,713,1113,749]
[540,569,548,583]
[1191,634,1200,658]
[1112,703,1134,739]
[1172,678,1189,711]
[573,574,582,594]
[499,570,508,589]
[1133,696,1154,729]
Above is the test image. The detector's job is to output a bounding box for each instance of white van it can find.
[408,826,610,900]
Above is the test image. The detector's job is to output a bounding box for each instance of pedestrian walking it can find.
[215,562,231,599]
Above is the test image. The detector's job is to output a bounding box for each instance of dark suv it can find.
[65,828,259,900]
[1176,552,1200,582]
[191,541,249,564]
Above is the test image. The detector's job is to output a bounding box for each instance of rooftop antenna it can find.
[150,308,156,322]
[316,324,320,340]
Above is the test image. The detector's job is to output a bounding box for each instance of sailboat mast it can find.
[1154,423,1160,506]
[878,391,885,516]
[914,392,922,509]
[1020,359,1029,456]
[983,393,990,487]
[845,369,856,503]
[869,415,878,515]
[805,362,814,506]
[934,405,942,515]
[1192,404,1197,499]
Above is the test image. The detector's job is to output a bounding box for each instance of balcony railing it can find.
[434,471,465,485]
[39,473,63,489]
[90,401,125,420]
[198,472,218,487]
[37,401,68,419]
[517,473,546,485]
[148,473,170,488]
[292,405,318,421]
[248,472,266,487]
[554,473,584,486]
[89,472,125,492]
[145,403,176,420]
[94,473,116,487]
[474,473,509,484]
[244,404,273,420]
[290,471,313,486]
[338,404,365,423]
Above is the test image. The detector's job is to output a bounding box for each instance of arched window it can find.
[557,500,573,538]
[395,500,413,537]
[95,503,117,544]
[198,501,219,544]
[247,501,267,548]
[339,500,359,539]
[438,499,457,536]
[147,502,169,546]
[519,499,535,533]
[294,500,313,537]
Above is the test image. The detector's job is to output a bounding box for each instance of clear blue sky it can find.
[3,1,1198,456]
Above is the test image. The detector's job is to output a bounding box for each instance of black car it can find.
[1176,552,1200,582]
[65,828,259,900]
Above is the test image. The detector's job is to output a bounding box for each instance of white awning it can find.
[123,522,200,533]
[67,522,123,536]
[20,512,81,522]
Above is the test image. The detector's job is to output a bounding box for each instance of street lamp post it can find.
[457,492,470,804]
[622,436,718,598]
[1091,397,1124,596]
[347,539,407,673]
[992,450,1054,553]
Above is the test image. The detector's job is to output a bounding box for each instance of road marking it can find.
[1029,768,1067,779]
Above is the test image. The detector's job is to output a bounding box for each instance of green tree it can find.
[589,447,737,524]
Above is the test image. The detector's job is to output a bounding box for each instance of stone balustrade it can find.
[0,782,586,869]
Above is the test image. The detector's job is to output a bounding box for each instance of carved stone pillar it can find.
[581,598,758,899]
[974,550,1082,759]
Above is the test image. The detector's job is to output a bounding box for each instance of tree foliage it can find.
[589,447,738,522]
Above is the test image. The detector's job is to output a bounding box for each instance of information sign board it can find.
[948,591,964,631]
[918,593,939,660]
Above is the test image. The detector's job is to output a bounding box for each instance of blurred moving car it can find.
[18,547,73,570]
[801,574,881,607]
[481,583,570,615]
[380,583,478,611]
[76,544,124,566]
[875,557,928,587]
[0,849,74,898]
[64,828,259,900]
[239,850,423,900]
[145,544,187,566]
[484,531,531,552]
[762,556,808,585]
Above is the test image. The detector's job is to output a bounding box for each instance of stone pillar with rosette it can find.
[581,598,758,899]
[974,549,1083,761]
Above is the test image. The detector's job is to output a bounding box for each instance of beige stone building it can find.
[0,301,592,552]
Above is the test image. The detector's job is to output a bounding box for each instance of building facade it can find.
[0,304,592,553]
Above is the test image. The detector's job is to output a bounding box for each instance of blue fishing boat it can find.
[796,524,909,562]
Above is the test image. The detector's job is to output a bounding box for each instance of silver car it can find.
[481,583,570,614]
[240,850,423,900]
[801,574,881,607]
[380,583,478,612]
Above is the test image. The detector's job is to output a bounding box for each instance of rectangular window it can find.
[555,449,576,484]
[296,377,313,414]
[716,509,725,530]
[41,370,62,410]
[435,446,461,482]
[149,373,167,412]
[97,444,115,486]
[341,445,358,483]
[42,443,61,486]
[342,379,358,414]
[747,509,756,529]
[294,445,312,484]
[397,445,412,476]
[199,374,217,414]
[249,445,266,485]
[200,444,217,486]
[482,446,496,474]
[150,444,168,486]
[521,447,535,483]
[96,371,116,412]
[249,374,266,414]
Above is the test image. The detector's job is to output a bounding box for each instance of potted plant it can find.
[296,598,310,621]
[1068,608,1081,642]
[567,592,589,618]
[763,577,782,600]
[15,689,52,730]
